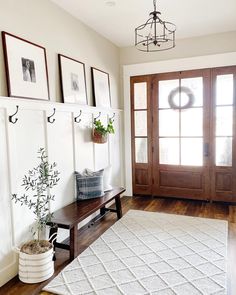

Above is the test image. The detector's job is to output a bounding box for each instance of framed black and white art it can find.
[91,67,111,108]
[59,54,88,105]
[2,32,50,100]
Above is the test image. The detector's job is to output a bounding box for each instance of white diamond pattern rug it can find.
[43,210,227,295]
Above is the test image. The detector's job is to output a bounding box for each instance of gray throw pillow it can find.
[85,167,112,192]
[75,170,104,200]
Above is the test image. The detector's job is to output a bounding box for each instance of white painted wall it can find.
[0,97,124,286]
[123,52,236,196]
[0,2,124,285]
[120,31,236,66]
[1,0,236,288]
[0,0,120,108]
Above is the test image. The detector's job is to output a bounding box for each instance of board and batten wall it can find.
[0,0,123,286]
[0,97,124,286]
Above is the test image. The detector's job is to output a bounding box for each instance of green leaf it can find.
[11,147,60,242]
[93,118,115,135]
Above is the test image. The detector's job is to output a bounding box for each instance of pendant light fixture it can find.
[135,0,176,52]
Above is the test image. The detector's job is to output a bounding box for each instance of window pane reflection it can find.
[216,106,233,136]
[159,138,179,165]
[159,80,179,108]
[215,137,232,166]
[181,108,203,136]
[216,75,233,106]
[159,109,179,136]
[134,82,147,109]
[181,77,203,107]
[135,138,148,163]
[181,138,203,166]
[135,111,147,136]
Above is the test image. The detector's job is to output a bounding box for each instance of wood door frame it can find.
[210,66,236,202]
[131,65,236,202]
[151,69,211,200]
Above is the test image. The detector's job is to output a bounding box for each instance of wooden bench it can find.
[48,187,125,261]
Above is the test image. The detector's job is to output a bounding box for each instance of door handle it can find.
[204,143,209,157]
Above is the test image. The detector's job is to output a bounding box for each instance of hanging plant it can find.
[93,119,115,144]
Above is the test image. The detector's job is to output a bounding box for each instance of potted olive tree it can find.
[12,148,60,284]
[93,119,115,144]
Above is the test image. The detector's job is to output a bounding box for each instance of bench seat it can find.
[48,187,125,260]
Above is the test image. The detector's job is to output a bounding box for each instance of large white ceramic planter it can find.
[18,247,54,283]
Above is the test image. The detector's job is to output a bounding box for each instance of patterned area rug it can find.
[43,210,227,295]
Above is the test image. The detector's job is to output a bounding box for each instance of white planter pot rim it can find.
[18,247,54,284]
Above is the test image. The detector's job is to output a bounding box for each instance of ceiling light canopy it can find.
[105,1,116,7]
[135,0,176,52]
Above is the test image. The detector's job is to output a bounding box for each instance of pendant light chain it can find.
[153,0,157,12]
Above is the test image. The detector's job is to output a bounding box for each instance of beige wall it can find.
[0,0,121,108]
[120,31,236,65]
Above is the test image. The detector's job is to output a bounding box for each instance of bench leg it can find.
[115,195,122,219]
[100,206,106,216]
[49,224,58,261]
[70,226,78,261]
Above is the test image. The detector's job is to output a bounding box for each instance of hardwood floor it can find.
[1,196,235,295]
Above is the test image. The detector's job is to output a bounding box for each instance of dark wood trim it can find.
[91,67,111,107]
[210,66,236,202]
[1,31,50,101]
[58,54,88,105]
[131,65,236,202]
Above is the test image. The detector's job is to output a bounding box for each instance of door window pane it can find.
[215,137,232,166]
[134,82,147,109]
[181,108,203,136]
[215,106,233,136]
[135,111,147,136]
[159,138,179,165]
[180,91,189,107]
[216,74,233,105]
[159,109,179,136]
[181,138,203,166]
[159,80,179,108]
[181,77,203,107]
[135,138,148,163]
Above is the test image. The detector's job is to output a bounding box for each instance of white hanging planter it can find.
[18,247,54,284]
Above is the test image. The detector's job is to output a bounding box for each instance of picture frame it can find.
[2,32,50,100]
[59,54,88,105]
[91,67,111,108]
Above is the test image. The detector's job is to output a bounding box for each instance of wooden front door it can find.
[131,66,236,202]
[152,69,211,200]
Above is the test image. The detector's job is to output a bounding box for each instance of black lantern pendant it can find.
[135,0,176,52]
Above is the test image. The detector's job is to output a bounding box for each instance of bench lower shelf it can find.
[48,187,125,260]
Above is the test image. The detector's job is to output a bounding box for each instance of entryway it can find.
[131,66,236,202]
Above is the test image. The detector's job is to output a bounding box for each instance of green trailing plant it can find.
[93,119,115,135]
[12,148,60,244]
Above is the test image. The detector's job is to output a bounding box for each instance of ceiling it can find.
[51,0,236,47]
